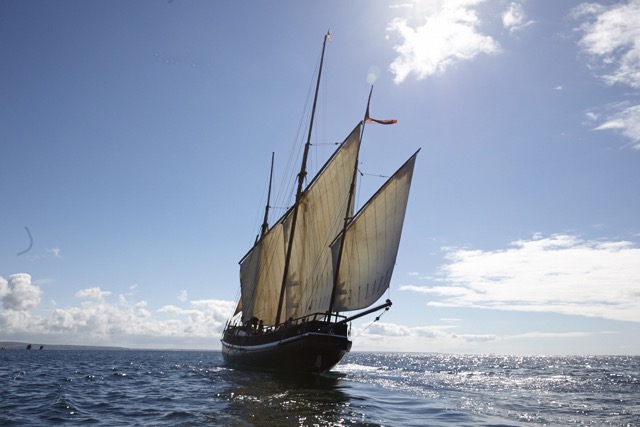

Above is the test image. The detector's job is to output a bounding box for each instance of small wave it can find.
[111,372,128,378]
[336,363,380,373]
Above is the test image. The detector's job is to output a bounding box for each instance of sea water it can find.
[0,350,637,426]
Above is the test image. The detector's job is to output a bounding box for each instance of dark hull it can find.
[221,321,351,373]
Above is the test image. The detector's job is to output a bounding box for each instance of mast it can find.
[327,87,372,315]
[259,152,275,241]
[274,31,330,326]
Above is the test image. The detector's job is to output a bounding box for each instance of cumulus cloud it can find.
[387,0,500,83]
[574,0,640,147]
[44,298,235,341]
[0,274,41,311]
[0,273,236,348]
[75,286,111,301]
[401,234,640,323]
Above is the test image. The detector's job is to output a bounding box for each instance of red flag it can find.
[364,87,397,125]
[365,116,398,125]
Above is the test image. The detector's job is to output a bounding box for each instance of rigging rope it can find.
[313,142,341,146]
[357,168,389,178]
[352,305,390,339]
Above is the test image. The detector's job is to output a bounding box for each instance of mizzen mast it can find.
[327,88,374,316]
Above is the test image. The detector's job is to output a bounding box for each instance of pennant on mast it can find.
[364,86,398,125]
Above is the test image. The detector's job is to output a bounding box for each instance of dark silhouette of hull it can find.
[221,320,351,373]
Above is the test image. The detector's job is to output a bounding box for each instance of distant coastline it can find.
[0,342,219,352]
[0,341,129,351]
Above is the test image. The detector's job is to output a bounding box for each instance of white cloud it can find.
[593,104,640,149]
[585,111,599,121]
[0,274,41,311]
[594,119,625,130]
[177,290,188,303]
[75,286,111,301]
[191,299,235,324]
[349,319,624,354]
[502,2,534,33]
[401,234,640,323]
[387,0,500,83]
[0,275,235,348]
[507,331,593,339]
[354,321,499,352]
[367,322,412,336]
[389,3,414,9]
[575,0,640,89]
[574,1,640,148]
[46,248,62,258]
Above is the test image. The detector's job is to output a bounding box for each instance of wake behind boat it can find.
[221,32,419,373]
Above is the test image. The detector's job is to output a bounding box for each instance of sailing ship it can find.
[221,33,419,373]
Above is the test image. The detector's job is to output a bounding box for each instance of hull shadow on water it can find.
[209,364,472,427]
[210,368,356,426]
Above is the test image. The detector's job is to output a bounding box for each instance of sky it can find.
[1,0,639,355]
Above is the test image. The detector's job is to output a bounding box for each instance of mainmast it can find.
[274,31,330,326]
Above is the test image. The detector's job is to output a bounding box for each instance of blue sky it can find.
[2,0,639,355]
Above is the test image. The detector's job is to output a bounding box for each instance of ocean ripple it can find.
[0,350,637,426]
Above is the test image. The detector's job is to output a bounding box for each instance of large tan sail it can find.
[238,124,362,325]
[331,151,419,312]
[282,124,362,320]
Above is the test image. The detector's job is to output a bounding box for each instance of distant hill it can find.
[0,341,128,351]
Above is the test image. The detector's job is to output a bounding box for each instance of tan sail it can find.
[239,124,362,325]
[281,123,362,320]
[331,151,419,312]
[239,223,286,324]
